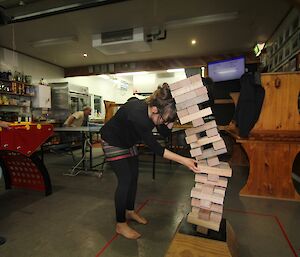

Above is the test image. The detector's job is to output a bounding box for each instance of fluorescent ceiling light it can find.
[166,68,185,73]
[31,36,77,47]
[115,71,149,76]
[12,0,115,22]
[165,12,239,29]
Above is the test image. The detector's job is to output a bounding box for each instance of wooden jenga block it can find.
[194,183,214,194]
[190,141,202,149]
[197,135,222,146]
[188,74,202,83]
[206,127,219,137]
[186,134,200,144]
[176,94,209,110]
[187,105,199,114]
[198,209,211,220]
[191,198,212,209]
[191,206,200,214]
[177,109,189,119]
[192,118,204,127]
[196,147,227,160]
[196,226,209,234]
[171,81,203,97]
[185,120,217,136]
[214,187,226,196]
[207,174,219,182]
[207,156,220,166]
[202,184,214,194]
[213,139,226,150]
[198,161,232,177]
[190,147,202,157]
[194,183,202,189]
[174,87,207,104]
[210,212,222,223]
[199,199,212,209]
[169,79,191,91]
[187,212,221,231]
[179,107,212,124]
[195,174,228,188]
[191,200,223,214]
[191,187,224,205]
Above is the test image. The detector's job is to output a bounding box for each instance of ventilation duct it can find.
[92,27,151,55]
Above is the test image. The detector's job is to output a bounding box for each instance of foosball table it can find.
[0,122,54,196]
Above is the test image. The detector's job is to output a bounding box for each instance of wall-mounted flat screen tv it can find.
[208,56,245,82]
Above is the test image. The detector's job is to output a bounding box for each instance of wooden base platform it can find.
[165,217,238,257]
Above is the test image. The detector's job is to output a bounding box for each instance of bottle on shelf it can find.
[7,71,12,81]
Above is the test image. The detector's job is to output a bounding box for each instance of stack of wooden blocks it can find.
[169,74,232,233]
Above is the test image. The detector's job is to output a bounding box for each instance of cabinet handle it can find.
[274,78,281,88]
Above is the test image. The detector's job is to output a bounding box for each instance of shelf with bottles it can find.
[0,80,35,96]
[0,94,31,107]
[0,106,31,115]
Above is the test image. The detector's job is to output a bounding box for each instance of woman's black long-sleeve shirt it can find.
[100,100,170,157]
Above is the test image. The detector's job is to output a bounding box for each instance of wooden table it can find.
[238,131,300,201]
[53,126,104,176]
[227,72,300,201]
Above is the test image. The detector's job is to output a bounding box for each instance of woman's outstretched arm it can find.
[163,148,200,173]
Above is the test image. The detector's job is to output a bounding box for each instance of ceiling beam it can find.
[64,52,259,77]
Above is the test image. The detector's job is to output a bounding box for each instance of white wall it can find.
[0,47,64,82]
[0,47,188,120]
[133,71,186,93]
[48,71,187,119]
[48,75,138,119]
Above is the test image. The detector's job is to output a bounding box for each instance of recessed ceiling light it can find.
[191,39,197,45]
[83,53,88,57]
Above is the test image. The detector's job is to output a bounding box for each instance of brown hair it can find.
[146,83,177,122]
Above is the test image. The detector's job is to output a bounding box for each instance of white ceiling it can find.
[0,0,292,68]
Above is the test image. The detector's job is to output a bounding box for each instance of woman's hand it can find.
[166,122,174,129]
[163,149,200,173]
[182,157,201,173]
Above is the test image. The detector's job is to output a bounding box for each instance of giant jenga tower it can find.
[169,74,232,234]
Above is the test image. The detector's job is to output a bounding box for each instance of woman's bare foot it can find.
[126,210,148,224]
[116,222,141,240]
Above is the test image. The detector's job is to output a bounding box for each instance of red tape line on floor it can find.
[94,199,149,257]
[95,198,298,257]
[225,207,298,257]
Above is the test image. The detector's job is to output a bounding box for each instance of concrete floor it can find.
[0,149,300,257]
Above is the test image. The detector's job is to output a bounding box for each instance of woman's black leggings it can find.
[109,156,139,223]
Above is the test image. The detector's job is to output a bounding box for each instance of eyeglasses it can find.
[158,112,170,125]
